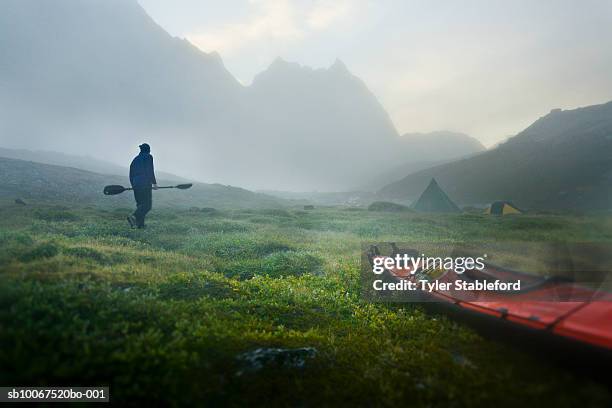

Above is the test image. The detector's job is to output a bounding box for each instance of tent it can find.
[412,178,461,213]
[485,201,522,215]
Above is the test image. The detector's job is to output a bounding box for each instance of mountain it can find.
[359,131,485,190]
[0,0,242,186]
[242,58,399,190]
[396,131,485,158]
[0,157,287,209]
[0,0,241,139]
[0,147,187,181]
[378,102,612,211]
[0,0,403,192]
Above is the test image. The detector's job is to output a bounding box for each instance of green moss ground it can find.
[1,203,611,406]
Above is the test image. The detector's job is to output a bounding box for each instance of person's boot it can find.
[127,215,136,228]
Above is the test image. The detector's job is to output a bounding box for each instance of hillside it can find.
[396,131,485,158]
[0,157,286,209]
[0,0,403,191]
[0,147,187,182]
[379,102,612,211]
[359,131,485,190]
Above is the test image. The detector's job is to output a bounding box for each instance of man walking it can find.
[127,143,158,229]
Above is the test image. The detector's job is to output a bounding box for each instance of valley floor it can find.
[1,202,611,406]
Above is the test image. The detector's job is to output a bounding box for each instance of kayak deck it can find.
[368,247,612,350]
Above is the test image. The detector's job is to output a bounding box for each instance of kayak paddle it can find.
[103,183,193,196]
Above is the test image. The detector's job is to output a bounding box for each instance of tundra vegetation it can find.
[1,200,611,405]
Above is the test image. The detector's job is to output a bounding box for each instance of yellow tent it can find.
[485,201,522,215]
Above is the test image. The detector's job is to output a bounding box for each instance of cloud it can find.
[307,0,352,30]
[186,0,354,56]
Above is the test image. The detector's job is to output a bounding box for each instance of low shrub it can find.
[0,232,35,265]
[19,242,59,262]
[185,235,292,260]
[63,246,109,264]
[367,201,412,212]
[0,231,34,247]
[34,208,80,222]
[261,251,324,278]
[157,274,236,300]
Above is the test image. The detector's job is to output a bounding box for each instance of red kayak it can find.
[366,245,612,353]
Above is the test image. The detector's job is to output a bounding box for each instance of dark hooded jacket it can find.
[129,152,157,188]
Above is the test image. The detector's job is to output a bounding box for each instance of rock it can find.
[236,347,317,375]
[451,351,476,368]
[15,198,27,205]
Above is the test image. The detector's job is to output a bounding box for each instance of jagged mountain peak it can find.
[1,0,400,191]
[254,57,354,84]
[330,58,350,74]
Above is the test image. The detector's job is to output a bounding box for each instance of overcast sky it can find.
[138,0,612,146]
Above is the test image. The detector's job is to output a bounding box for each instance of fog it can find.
[1,0,611,192]
[140,0,612,146]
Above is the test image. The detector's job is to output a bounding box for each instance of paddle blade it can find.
[175,183,193,190]
[103,185,127,195]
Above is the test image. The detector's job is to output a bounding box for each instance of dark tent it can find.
[412,178,461,213]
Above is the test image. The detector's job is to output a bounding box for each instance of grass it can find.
[0,202,611,406]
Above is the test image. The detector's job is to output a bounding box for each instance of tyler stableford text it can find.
[373,279,521,292]
[370,253,521,292]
